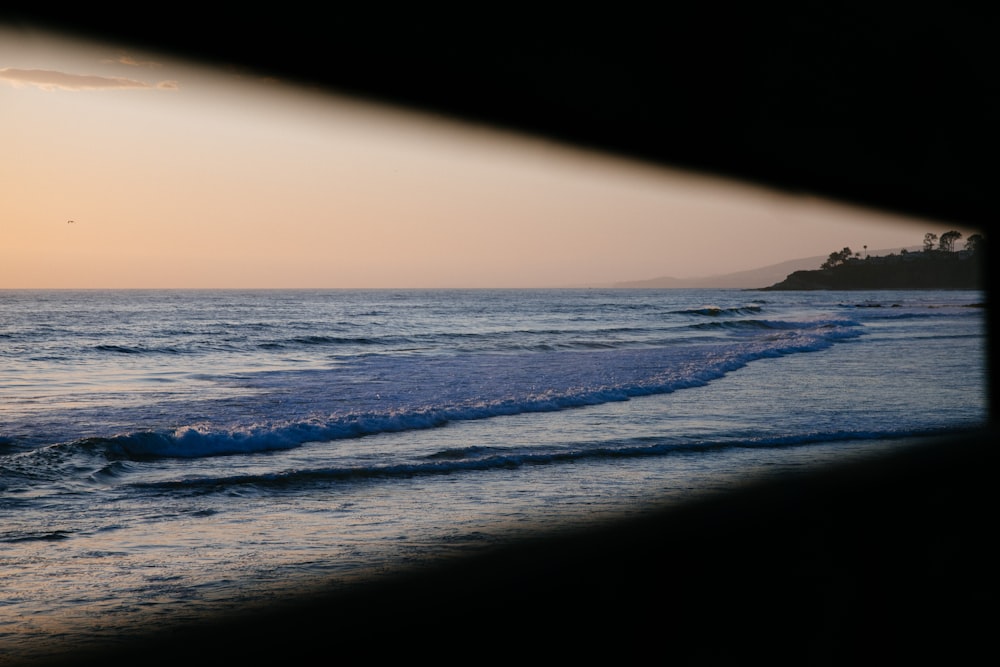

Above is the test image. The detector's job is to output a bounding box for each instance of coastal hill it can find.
[615,232,985,291]
[613,247,916,289]
[761,246,984,290]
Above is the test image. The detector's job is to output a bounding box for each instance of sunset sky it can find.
[1,25,976,289]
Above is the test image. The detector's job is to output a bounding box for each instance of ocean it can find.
[0,287,988,663]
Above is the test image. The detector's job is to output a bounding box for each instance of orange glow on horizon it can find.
[1,26,972,289]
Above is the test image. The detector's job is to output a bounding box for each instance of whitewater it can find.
[0,288,987,663]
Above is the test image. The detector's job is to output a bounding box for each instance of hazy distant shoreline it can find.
[611,245,988,291]
[612,247,915,290]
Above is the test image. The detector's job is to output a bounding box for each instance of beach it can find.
[3,8,993,664]
[1,288,988,665]
[52,428,997,665]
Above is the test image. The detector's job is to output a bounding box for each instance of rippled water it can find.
[0,288,987,663]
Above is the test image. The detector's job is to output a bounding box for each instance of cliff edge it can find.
[761,250,984,290]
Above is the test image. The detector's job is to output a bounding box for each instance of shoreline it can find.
[38,428,996,665]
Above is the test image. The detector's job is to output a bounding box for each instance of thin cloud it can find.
[0,67,178,91]
[103,53,164,68]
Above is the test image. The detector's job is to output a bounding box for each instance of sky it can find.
[1,26,978,289]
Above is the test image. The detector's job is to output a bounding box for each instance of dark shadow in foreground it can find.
[49,428,995,665]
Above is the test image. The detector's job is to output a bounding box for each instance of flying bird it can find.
[67,220,75,224]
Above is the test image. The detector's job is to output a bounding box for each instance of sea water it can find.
[0,288,987,662]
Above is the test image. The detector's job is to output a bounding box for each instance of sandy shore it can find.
[33,428,996,666]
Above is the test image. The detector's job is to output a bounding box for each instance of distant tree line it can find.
[821,230,984,269]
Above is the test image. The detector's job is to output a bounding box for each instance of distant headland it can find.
[761,230,985,290]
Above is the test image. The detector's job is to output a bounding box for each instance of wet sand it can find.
[41,428,995,666]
